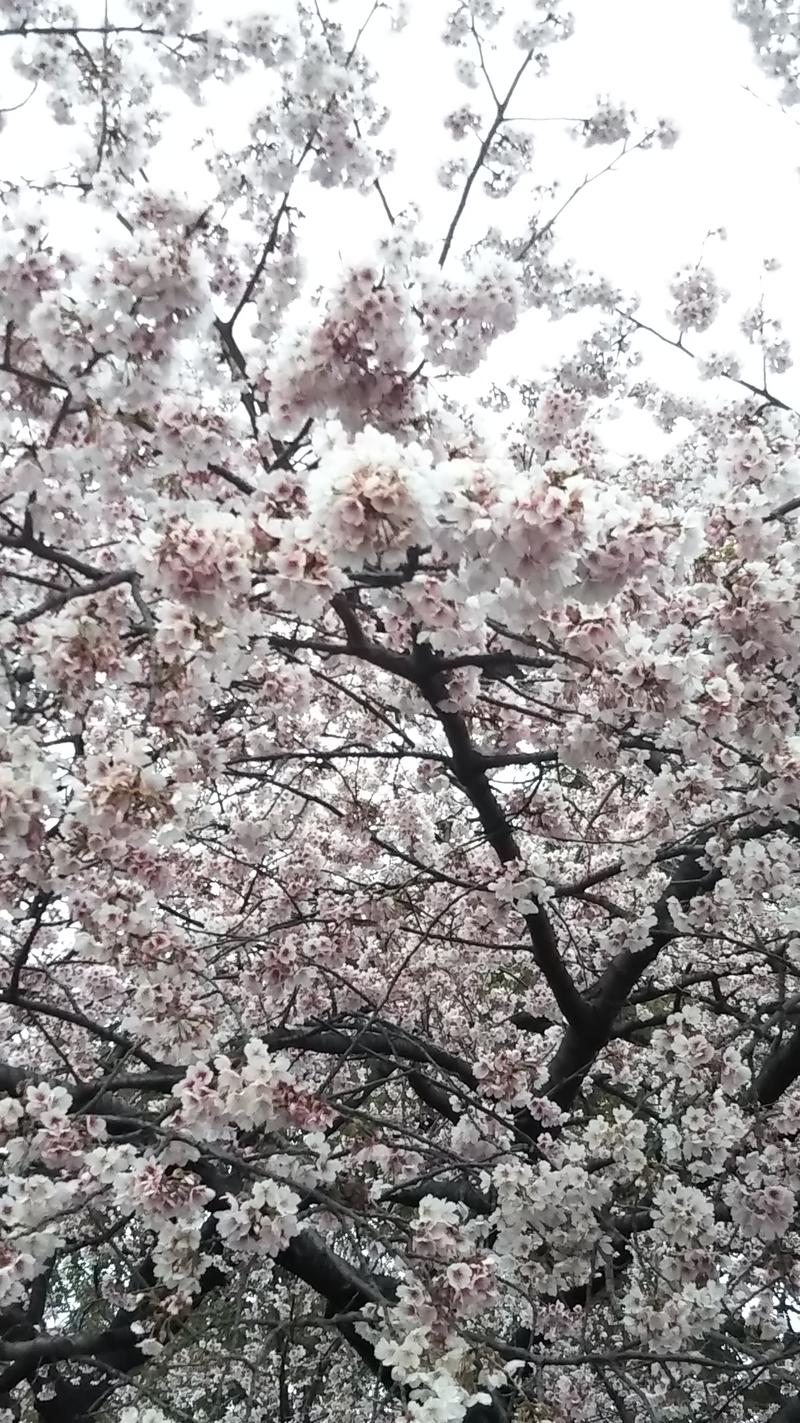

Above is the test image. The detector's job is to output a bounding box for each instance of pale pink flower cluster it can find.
[71,736,175,836]
[151,1219,207,1296]
[30,595,132,708]
[577,498,702,601]
[30,225,212,386]
[437,156,469,190]
[147,392,251,484]
[605,625,705,715]
[434,455,514,559]
[412,1197,468,1259]
[292,41,392,191]
[697,349,743,380]
[512,6,576,50]
[0,204,71,326]
[437,457,591,602]
[724,1179,796,1240]
[120,1405,171,1423]
[123,969,220,1063]
[400,577,474,654]
[734,0,800,108]
[128,0,195,27]
[434,666,481,711]
[172,1042,332,1139]
[581,98,633,146]
[653,117,680,147]
[236,8,299,67]
[444,105,481,141]
[771,1091,800,1136]
[241,939,312,1008]
[266,531,347,618]
[528,387,586,454]
[127,1157,215,1225]
[367,1286,488,1422]
[305,426,436,569]
[669,265,726,333]
[652,1180,717,1248]
[492,1158,611,1284]
[0,1239,44,1313]
[651,1020,718,1087]
[267,266,421,433]
[437,1258,496,1316]
[0,1173,81,1309]
[443,1,502,47]
[216,1179,300,1256]
[559,605,624,662]
[473,1047,533,1108]
[22,1082,70,1126]
[623,1277,726,1352]
[18,1082,106,1172]
[740,302,793,373]
[121,925,198,974]
[419,253,522,375]
[142,505,254,615]
[582,1106,648,1182]
[0,728,58,868]
[492,860,555,916]
[494,466,590,599]
[720,429,776,488]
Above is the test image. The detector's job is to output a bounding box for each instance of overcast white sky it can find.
[368,0,800,422]
[1,0,798,440]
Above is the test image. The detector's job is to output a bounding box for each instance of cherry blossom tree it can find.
[1,2,800,1421]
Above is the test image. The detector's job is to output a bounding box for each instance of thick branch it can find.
[756,1024,800,1105]
[412,646,587,1030]
[519,850,719,1129]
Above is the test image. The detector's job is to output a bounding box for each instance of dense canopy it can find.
[3,2,800,1421]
